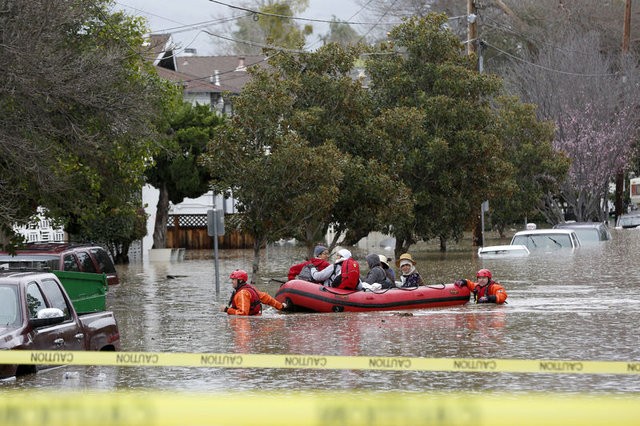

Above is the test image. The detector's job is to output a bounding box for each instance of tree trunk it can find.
[615,171,624,221]
[472,216,483,247]
[252,239,262,281]
[153,183,170,249]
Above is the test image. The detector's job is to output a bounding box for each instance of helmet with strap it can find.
[230,269,248,282]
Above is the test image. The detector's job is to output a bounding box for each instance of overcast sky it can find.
[114,0,367,55]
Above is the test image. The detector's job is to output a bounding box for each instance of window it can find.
[26,283,47,319]
[63,254,80,271]
[40,278,70,319]
[76,251,96,273]
[90,248,117,274]
[0,286,21,327]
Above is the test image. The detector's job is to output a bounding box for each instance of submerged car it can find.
[0,243,119,285]
[615,213,640,229]
[553,222,612,243]
[478,244,530,258]
[510,229,581,251]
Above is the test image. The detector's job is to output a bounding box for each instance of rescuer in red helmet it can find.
[221,269,287,315]
[454,269,508,304]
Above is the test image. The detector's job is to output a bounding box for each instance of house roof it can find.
[154,66,226,94]
[146,34,268,95]
[145,34,177,70]
[174,55,267,93]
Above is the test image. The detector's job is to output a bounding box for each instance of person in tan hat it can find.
[396,253,424,288]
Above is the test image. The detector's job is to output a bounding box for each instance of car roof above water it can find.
[553,222,612,242]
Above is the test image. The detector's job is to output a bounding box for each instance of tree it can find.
[145,102,224,249]
[489,97,569,234]
[354,0,468,45]
[204,42,404,276]
[0,0,168,248]
[206,131,344,275]
[76,204,148,264]
[224,0,312,55]
[366,14,513,253]
[319,18,362,46]
[502,30,640,222]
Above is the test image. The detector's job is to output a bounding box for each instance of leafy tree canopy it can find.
[367,14,513,251]
[204,42,406,273]
[0,0,171,249]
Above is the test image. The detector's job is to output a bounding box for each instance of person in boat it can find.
[454,268,508,304]
[222,269,287,315]
[310,248,362,290]
[362,254,394,289]
[379,254,396,284]
[396,253,425,287]
[287,245,331,282]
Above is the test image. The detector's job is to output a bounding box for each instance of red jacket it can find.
[462,279,508,304]
[287,257,330,280]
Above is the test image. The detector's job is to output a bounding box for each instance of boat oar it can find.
[270,278,287,285]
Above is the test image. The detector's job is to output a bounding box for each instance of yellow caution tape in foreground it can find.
[1,351,639,375]
[0,391,638,426]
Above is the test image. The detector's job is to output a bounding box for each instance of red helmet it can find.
[230,269,248,282]
[476,269,492,279]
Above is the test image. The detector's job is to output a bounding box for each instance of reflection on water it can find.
[4,230,640,393]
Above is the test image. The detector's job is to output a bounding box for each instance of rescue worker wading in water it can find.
[221,270,287,315]
[454,269,508,304]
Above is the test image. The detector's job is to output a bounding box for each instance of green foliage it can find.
[320,18,361,46]
[204,42,406,267]
[77,204,148,264]
[489,97,569,233]
[231,0,312,54]
[366,15,513,250]
[0,0,170,251]
[146,102,224,204]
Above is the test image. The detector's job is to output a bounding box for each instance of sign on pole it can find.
[480,201,489,247]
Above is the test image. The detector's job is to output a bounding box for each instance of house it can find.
[147,34,267,114]
[13,207,66,244]
[142,35,266,254]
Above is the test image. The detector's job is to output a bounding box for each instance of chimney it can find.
[235,56,246,72]
[209,70,221,86]
[183,48,197,57]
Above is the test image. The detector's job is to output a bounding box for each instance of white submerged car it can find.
[478,244,530,258]
[510,229,581,251]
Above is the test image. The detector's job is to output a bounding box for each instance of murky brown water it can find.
[4,230,640,393]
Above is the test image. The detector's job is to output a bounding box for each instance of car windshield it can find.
[512,234,573,250]
[572,229,600,243]
[0,285,21,328]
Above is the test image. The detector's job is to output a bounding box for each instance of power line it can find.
[482,40,617,78]
[207,0,403,26]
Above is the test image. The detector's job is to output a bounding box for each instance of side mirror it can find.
[30,308,65,327]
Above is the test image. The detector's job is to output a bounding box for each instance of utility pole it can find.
[623,0,632,53]
[616,0,632,221]
[467,0,477,56]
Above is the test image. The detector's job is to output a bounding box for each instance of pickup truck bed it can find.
[0,271,120,378]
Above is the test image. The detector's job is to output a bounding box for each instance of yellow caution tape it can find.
[1,351,639,375]
[0,391,638,426]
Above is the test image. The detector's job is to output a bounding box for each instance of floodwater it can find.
[4,230,640,394]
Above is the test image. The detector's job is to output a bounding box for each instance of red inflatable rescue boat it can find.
[275,279,470,313]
